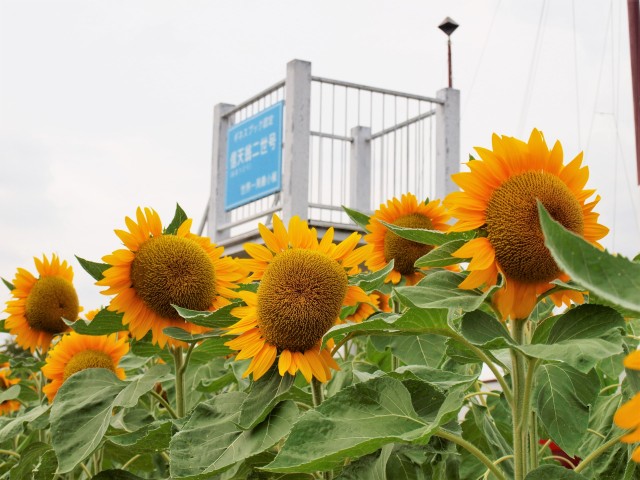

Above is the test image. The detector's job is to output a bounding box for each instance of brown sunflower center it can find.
[63,350,115,381]
[130,235,217,320]
[486,171,585,284]
[256,248,348,352]
[383,213,434,275]
[25,276,79,333]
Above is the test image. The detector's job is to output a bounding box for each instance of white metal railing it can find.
[206,59,459,253]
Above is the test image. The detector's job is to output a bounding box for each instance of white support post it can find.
[282,59,312,220]
[349,126,371,213]
[435,88,460,200]
[208,103,235,243]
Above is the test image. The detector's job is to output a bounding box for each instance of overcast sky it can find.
[1,0,638,312]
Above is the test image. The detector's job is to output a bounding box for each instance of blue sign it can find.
[225,101,284,211]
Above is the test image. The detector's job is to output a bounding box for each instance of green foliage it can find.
[2,277,15,291]
[75,255,111,281]
[348,260,394,292]
[379,220,474,246]
[164,203,188,235]
[415,239,470,268]
[64,308,127,335]
[9,442,57,480]
[533,364,600,456]
[539,202,640,316]
[342,205,371,231]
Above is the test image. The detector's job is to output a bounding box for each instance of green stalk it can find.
[573,431,629,474]
[435,428,507,480]
[510,319,527,480]
[311,379,332,480]
[173,346,186,417]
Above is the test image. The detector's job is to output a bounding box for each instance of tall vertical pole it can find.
[350,126,372,213]
[628,0,640,184]
[282,60,312,221]
[435,88,460,200]
[448,38,453,88]
[208,103,234,243]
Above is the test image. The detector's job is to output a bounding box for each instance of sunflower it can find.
[614,351,640,461]
[444,129,609,320]
[41,332,129,401]
[365,193,451,285]
[97,207,247,348]
[225,215,373,382]
[344,291,392,323]
[0,363,20,415]
[4,254,81,353]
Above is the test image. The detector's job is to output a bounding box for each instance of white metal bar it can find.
[216,205,282,231]
[435,88,460,200]
[370,110,436,140]
[310,131,353,142]
[208,103,235,242]
[222,80,286,118]
[311,76,444,104]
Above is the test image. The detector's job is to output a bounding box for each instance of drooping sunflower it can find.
[444,129,609,320]
[365,193,451,285]
[0,363,20,415]
[4,254,81,353]
[614,350,640,461]
[42,332,129,402]
[225,215,373,382]
[97,207,247,348]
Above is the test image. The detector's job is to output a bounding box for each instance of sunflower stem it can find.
[435,428,506,480]
[573,430,629,474]
[311,379,332,480]
[149,389,178,419]
[173,346,186,417]
[509,319,528,480]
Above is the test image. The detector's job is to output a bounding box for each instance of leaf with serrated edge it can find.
[263,376,433,474]
[170,393,298,478]
[538,202,640,315]
[238,367,295,429]
[172,303,239,328]
[533,364,599,456]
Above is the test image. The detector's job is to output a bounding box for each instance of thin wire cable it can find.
[586,0,613,156]
[519,0,549,135]
[572,0,582,146]
[462,0,502,117]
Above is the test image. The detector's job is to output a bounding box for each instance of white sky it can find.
[1,0,638,312]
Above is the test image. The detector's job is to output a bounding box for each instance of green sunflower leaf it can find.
[524,465,589,479]
[459,310,514,349]
[172,303,239,329]
[379,220,474,246]
[75,256,110,282]
[538,202,640,316]
[238,367,296,429]
[64,308,127,335]
[162,327,223,343]
[323,308,452,347]
[169,393,298,479]
[263,375,462,474]
[414,239,469,267]
[107,421,172,454]
[51,366,170,474]
[348,260,394,292]
[91,471,147,480]
[1,277,14,291]
[0,384,20,404]
[0,405,49,444]
[518,304,625,373]
[533,363,599,457]
[342,206,371,231]
[165,203,188,235]
[9,441,57,480]
[395,270,502,313]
